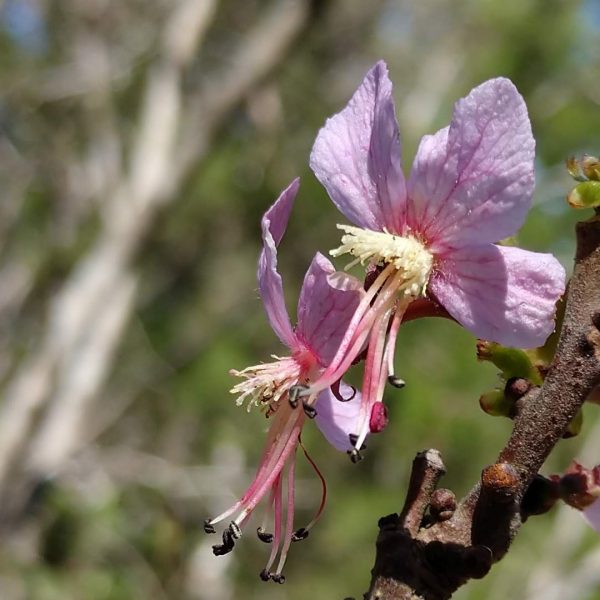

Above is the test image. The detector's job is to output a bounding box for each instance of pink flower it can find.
[302,61,566,458]
[205,179,364,583]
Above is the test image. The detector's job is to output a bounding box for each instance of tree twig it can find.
[365,215,600,599]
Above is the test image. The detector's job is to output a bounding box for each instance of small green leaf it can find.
[567,181,600,209]
[479,389,513,417]
[476,341,543,385]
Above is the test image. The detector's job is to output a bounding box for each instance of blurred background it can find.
[0,0,600,598]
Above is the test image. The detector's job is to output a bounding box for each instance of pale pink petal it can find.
[310,60,406,232]
[583,498,600,533]
[258,179,299,349]
[315,382,362,451]
[429,244,565,348]
[296,253,364,366]
[407,78,535,251]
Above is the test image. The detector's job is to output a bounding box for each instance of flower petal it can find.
[407,78,535,251]
[583,498,600,533]
[310,60,407,232]
[429,244,566,348]
[315,381,362,451]
[296,253,363,366]
[258,179,300,349]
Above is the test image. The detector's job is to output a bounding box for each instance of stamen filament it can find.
[263,474,283,575]
[298,438,327,532]
[274,456,297,578]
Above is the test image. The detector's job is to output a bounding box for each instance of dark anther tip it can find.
[203,519,216,534]
[228,521,242,540]
[288,384,309,409]
[347,448,363,464]
[214,529,234,554]
[387,375,406,389]
[348,434,367,450]
[256,527,273,543]
[212,542,234,556]
[291,527,309,542]
[272,573,286,584]
[302,400,317,419]
[259,569,272,582]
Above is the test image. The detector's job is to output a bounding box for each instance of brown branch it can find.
[364,215,600,600]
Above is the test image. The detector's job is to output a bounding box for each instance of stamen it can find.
[228,521,242,540]
[203,519,216,534]
[348,433,367,450]
[257,527,274,543]
[273,457,297,580]
[262,474,283,576]
[348,448,363,463]
[259,569,272,582]
[331,225,433,293]
[302,399,317,419]
[300,264,396,396]
[291,527,309,541]
[230,356,302,413]
[212,529,235,556]
[295,438,328,534]
[288,384,309,408]
[385,303,407,389]
[388,375,406,388]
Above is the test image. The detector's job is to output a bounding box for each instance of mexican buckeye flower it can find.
[297,61,566,460]
[204,179,364,583]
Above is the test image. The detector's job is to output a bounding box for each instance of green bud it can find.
[566,155,600,181]
[581,155,600,180]
[479,389,513,417]
[476,341,543,385]
[567,181,600,209]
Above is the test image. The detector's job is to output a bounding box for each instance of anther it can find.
[272,573,286,584]
[348,434,366,450]
[256,527,273,543]
[291,527,309,542]
[302,399,317,419]
[259,569,272,582]
[212,530,235,556]
[388,375,406,388]
[228,521,242,540]
[347,448,364,463]
[288,384,308,409]
[203,519,216,534]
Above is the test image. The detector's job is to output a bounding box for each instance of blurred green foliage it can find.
[1,0,600,599]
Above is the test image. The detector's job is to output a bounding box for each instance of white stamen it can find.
[230,356,302,412]
[330,225,433,298]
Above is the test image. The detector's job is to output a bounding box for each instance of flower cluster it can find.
[204,61,566,582]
